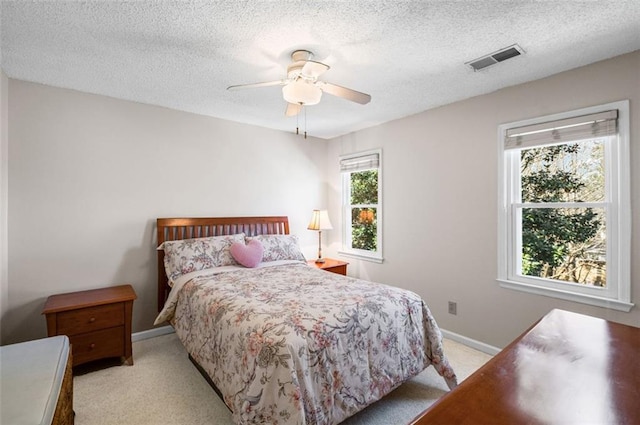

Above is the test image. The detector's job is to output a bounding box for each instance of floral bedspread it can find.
[155,262,457,425]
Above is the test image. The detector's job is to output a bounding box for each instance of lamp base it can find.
[315,258,326,264]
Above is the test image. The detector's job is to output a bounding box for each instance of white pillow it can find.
[161,233,246,283]
[245,234,306,263]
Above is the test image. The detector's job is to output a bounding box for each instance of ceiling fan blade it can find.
[227,80,286,91]
[285,102,303,117]
[301,60,330,78]
[318,82,371,104]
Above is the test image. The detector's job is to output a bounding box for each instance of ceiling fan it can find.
[227,50,371,117]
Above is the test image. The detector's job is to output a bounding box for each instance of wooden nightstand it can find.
[42,284,137,367]
[307,258,349,276]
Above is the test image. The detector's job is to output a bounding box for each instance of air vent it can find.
[466,44,525,71]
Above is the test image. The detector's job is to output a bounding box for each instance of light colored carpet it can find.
[74,333,492,425]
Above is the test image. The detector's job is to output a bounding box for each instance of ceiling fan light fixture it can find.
[282,80,322,106]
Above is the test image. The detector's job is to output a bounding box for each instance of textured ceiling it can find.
[2,1,639,139]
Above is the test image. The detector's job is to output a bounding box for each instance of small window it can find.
[339,150,382,263]
[498,101,632,311]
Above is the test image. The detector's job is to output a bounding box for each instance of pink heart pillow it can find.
[230,240,263,268]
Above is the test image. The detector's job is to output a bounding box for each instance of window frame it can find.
[339,149,383,263]
[497,100,632,312]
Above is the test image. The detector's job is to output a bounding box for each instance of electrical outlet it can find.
[448,301,457,315]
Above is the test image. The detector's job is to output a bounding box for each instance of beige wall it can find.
[3,81,328,344]
[327,51,640,348]
[3,51,638,348]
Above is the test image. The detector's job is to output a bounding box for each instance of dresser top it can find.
[42,284,137,314]
[410,309,640,424]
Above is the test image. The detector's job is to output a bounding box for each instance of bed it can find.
[154,216,457,425]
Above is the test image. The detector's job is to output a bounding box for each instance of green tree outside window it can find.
[520,141,606,286]
[350,170,378,251]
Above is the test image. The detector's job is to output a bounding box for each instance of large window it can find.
[498,101,632,311]
[339,150,382,262]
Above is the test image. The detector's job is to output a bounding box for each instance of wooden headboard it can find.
[156,216,290,311]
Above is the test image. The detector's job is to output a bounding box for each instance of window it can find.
[498,101,632,311]
[339,150,382,262]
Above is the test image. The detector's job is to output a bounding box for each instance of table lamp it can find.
[307,209,333,263]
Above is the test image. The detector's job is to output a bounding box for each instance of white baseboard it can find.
[132,325,174,342]
[441,328,501,356]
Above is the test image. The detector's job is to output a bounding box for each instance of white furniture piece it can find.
[0,335,74,425]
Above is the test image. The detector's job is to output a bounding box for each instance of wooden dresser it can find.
[42,284,137,367]
[410,309,640,424]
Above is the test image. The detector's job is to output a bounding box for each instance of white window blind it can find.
[505,110,618,150]
[340,153,380,173]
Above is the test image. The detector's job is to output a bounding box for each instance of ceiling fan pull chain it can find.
[296,111,299,135]
[304,107,307,139]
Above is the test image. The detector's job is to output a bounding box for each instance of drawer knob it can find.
[89,343,96,350]
[89,317,96,323]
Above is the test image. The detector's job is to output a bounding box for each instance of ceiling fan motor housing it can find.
[282,50,324,105]
[287,63,306,80]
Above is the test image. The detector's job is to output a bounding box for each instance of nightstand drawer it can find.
[57,302,124,335]
[326,264,347,275]
[69,326,124,366]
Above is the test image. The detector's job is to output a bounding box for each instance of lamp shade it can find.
[307,210,333,231]
[282,80,323,106]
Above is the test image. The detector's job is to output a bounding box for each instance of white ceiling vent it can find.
[467,44,525,71]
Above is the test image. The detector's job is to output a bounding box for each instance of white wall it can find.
[3,80,328,344]
[0,70,8,341]
[327,51,640,348]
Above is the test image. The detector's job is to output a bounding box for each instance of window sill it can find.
[338,251,383,264]
[497,279,634,312]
